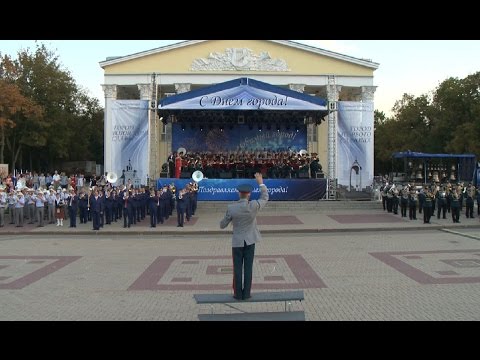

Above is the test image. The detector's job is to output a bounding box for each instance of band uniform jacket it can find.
[220,184,269,248]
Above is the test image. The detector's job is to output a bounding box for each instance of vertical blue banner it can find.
[110,100,149,184]
[337,101,374,191]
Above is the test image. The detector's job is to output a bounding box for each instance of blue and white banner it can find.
[156,178,326,201]
[172,124,307,152]
[111,100,149,185]
[160,78,327,111]
[337,101,374,191]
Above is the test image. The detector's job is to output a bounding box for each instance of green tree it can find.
[0,55,43,169]
[1,43,104,172]
[431,72,480,155]
[374,71,480,177]
[13,43,78,169]
[69,91,104,163]
[374,94,432,172]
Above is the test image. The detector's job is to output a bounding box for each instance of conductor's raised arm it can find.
[252,172,268,210]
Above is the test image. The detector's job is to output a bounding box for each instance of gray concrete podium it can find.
[194,290,305,321]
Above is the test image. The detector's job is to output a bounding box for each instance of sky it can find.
[1,40,479,117]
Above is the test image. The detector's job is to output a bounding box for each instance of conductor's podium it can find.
[194,290,305,321]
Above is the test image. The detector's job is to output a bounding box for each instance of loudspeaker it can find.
[315,172,324,179]
[160,171,168,178]
[328,101,337,111]
[180,171,191,179]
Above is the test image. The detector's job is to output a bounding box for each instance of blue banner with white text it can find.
[337,101,374,191]
[110,100,149,184]
[156,178,326,201]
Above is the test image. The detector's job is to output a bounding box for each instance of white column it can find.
[138,83,157,185]
[327,79,342,182]
[288,84,306,93]
[101,84,117,176]
[174,83,191,94]
[137,83,152,100]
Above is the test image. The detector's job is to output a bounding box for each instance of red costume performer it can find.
[175,155,182,179]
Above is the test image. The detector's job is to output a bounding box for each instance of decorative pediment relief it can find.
[191,48,290,72]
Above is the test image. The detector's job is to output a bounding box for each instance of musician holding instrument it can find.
[67,188,78,228]
[0,186,6,227]
[111,189,119,223]
[309,156,322,179]
[450,188,461,223]
[148,189,159,228]
[191,181,199,216]
[176,187,187,227]
[157,186,167,224]
[423,186,434,224]
[476,185,480,217]
[122,190,133,228]
[15,190,25,227]
[46,189,56,224]
[465,183,475,219]
[184,184,193,222]
[54,189,65,227]
[34,190,47,227]
[7,189,17,224]
[104,188,113,225]
[78,189,88,224]
[168,184,175,217]
[408,187,418,220]
[436,186,447,219]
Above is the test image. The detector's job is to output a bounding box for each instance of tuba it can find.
[177,147,187,156]
[192,170,204,183]
[106,172,118,184]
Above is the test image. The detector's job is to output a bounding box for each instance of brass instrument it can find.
[192,170,204,183]
[106,172,118,184]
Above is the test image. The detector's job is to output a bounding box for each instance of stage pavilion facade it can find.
[99,40,378,200]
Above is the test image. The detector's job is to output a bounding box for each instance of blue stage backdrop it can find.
[156,178,326,201]
[172,124,307,153]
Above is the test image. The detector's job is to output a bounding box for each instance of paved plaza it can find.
[1,202,480,320]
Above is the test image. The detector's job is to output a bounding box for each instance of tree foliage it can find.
[0,69,43,165]
[374,72,480,175]
[0,43,104,173]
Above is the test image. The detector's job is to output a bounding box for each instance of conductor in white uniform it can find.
[220,172,269,300]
